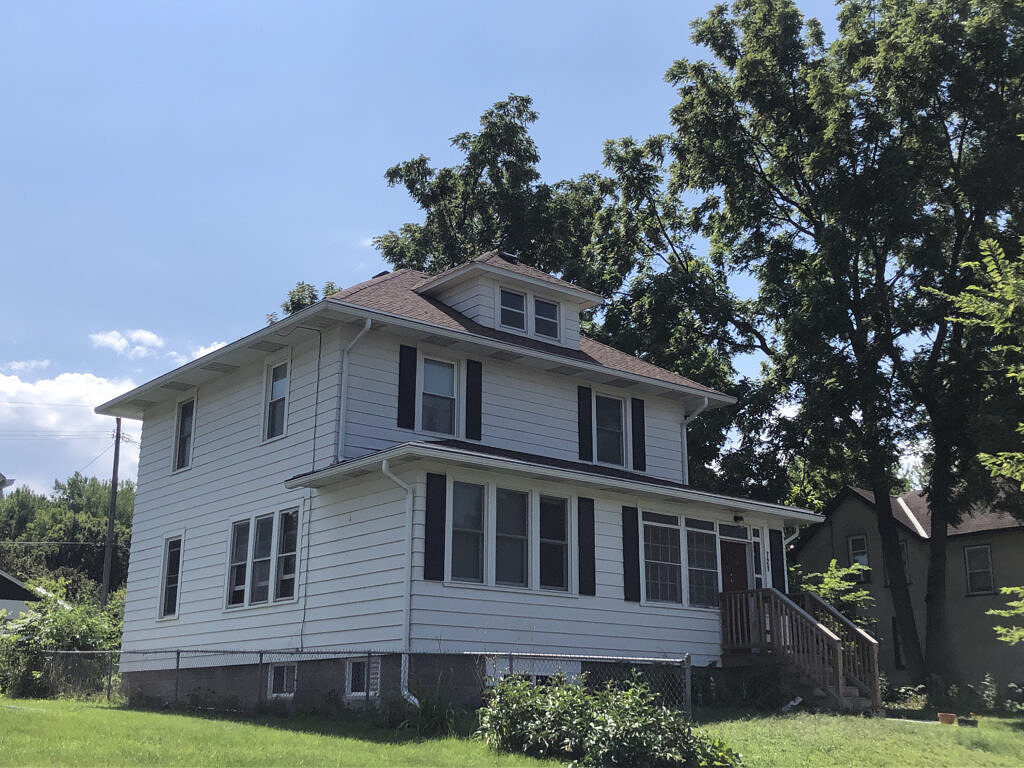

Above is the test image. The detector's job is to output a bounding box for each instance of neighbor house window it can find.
[226,508,300,608]
[964,544,995,595]
[421,358,456,435]
[160,537,182,618]
[346,658,380,699]
[594,395,624,465]
[534,298,559,339]
[848,534,870,582]
[539,496,568,591]
[173,399,195,470]
[643,512,682,604]
[265,362,289,440]
[499,289,526,330]
[495,488,528,587]
[269,664,296,698]
[686,518,719,607]
[451,482,484,582]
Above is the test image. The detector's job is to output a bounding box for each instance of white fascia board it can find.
[93,303,330,420]
[415,262,605,307]
[284,442,821,524]
[324,299,736,407]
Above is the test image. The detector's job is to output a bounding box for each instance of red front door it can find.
[720,540,750,593]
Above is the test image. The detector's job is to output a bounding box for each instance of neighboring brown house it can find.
[793,487,1024,688]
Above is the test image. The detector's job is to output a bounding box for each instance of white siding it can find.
[343,332,685,483]
[432,277,496,328]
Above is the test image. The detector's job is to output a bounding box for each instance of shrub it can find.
[477,674,743,767]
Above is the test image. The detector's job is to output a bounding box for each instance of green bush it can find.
[0,579,122,698]
[477,674,743,767]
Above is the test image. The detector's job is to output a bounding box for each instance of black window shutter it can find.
[769,529,786,592]
[631,398,646,472]
[465,359,482,441]
[577,497,596,596]
[577,386,593,461]
[424,473,447,581]
[621,506,641,602]
[397,345,417,429]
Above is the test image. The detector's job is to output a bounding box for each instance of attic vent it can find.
[498,252,519,264]
[372,270,390,279]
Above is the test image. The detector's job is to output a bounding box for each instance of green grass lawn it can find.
[0,698,550,767]
[697,707,1024,768]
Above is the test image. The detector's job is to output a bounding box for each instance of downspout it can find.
[680,397,709,486]
[380,459,420,708]
[336,319,372,461]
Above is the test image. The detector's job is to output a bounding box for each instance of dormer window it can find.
[534,298,559,339]
[499,289,526,330]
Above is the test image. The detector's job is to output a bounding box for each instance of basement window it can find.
[269,664,296,698]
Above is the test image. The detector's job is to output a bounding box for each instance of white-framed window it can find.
[685,518,719,608]
[964,544,995,595]
[264,361,290,440]
[847,534,870,581]
[594,395,625,466]
[159,536,183,618]
[643,512,682,604]
[445,475,575,593]
[269,663,296,698]
[345,657,381,699]
[420,357,457,436]
[225,507,300,608]
[499,289,527,331]
[752,527,764,589]
[173,398,195,471]
[534,298,559,339]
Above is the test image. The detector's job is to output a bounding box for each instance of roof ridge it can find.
[330,268,426,300]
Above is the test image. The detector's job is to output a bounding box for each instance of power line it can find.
[79,441,115,473]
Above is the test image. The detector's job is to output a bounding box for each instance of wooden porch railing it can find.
[790,591,882,709]
[720,588,844,705]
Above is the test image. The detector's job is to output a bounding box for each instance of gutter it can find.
[380,459,420,709]
[680,397,709,486]
[336,319,372,461]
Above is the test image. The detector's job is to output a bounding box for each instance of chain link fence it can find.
[33,648,690,716]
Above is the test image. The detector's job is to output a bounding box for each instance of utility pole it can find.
[100,417,121,606]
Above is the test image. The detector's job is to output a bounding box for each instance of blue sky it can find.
[0,1,842,494]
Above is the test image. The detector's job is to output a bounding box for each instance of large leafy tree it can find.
[663,0,1024,681]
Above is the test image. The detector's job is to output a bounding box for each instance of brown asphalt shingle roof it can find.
[847,487,1022,539]
[329,268,727,398]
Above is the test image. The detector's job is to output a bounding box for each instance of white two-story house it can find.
[97,252,824,709]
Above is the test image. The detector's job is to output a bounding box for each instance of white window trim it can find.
[847,533,870,581]
[416,352,461,438]
[261,352,292,444]
[268,663,297,699]
[640,513,684,605]
[443,471,577,595]
[494,284,565,343]
[345,657,381,700]
[157,530,185,621]
[964,543,995,595]
[593,393,630,469]
[171,393,198,473]
[223,505,302,611]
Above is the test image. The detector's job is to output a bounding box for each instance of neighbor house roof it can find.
[329,268,729,399]
[0,568,40,604]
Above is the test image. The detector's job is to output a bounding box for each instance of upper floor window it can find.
[421,358,456,435]
[848,534,870,582]
[534,298,559,339]
[265,362,289,440]
[160,536,182,618]
[594,395,624,465]
[226,508,299,608]
[499,289,526,330]
[173,399,195,470]
[964,544,994,595]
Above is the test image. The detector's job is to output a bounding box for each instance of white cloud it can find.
[166,340,229,366]
[0,370,139,494]
[1,360,51,375]
[89,329,166,359]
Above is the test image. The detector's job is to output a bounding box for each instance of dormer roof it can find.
[414,251,605,308]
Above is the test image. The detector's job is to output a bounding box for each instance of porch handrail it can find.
[790,591,882,709]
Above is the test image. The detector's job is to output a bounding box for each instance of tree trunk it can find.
[870,474,926,682]
[924,435,955,684]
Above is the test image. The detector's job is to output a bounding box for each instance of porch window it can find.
[964,544,995,595]
[496,488,528,587]
[452,482,485,582]
[539,496,568,591]
[643,512,682,603]
[686,520,719,608]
